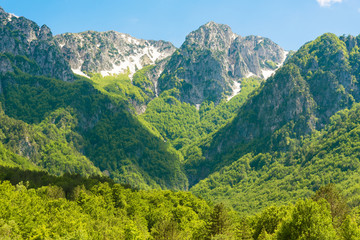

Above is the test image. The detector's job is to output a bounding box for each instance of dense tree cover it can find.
[0,106,101,176]
[191,103,360,214]
[142,77,261,149]
[132,65,156,98]
[0,168,213,239]
[0,169,359,239]
[0,166,116,198]
[184,33,360,186]
[0,64,187,190]
[3,32,360,239]
[141,89,201,149]
[0,141,35,170]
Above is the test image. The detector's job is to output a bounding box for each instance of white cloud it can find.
[317,0,343,7]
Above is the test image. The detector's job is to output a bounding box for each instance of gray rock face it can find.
[158,21,286,105]
[186,33,360,185]
[0,7,73,81]
[206,33,358,171]
[0,54,13,74]
[54,31,176,77]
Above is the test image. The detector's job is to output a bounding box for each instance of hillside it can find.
[184,33,360,185]
[54,31,176,77]
[2,6,360,233]
[0,7,73,81]
[191,103,360,213]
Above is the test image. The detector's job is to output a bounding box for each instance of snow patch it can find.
[227,81,241,101]
[72,68,89,78]
[7,13,19,22]
[280,51,289,66]
[100,42,170,78]
[260,50,289,80]
[231,33,238,41]
[262,69,275,79]
[246,72,255,78]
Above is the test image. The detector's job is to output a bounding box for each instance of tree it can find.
[253,206,287,240]
[206,203,230,238]
[312,184,349,227]
[276,199,338,240]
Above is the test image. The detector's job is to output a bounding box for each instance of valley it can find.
[1,4,360,239]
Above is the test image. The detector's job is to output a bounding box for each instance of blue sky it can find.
[0,0,359,50]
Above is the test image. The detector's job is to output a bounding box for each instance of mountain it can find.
[141,77,262,149]
[0,7,73,81]
[0,65,188,190]
[158,21,287,105]
[0,7,187,190]
[0,106,101,176]
[184,33,360,185]
[54,31,176,77]
[191,102,360,214]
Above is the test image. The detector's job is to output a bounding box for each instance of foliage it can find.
[132,65,156,97]
[142,77,261,149]
[0,169,211,240]
[276,199,337,240]
[0,105,101,176]
[88,72,151,110]
[0,68,187,190]
[191,103,360,214]
[0,170,359,239]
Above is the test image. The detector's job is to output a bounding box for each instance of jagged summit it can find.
[184,21,237,52]
[55,30,176,77]
[0,6,73,81]
[158,21,287,105]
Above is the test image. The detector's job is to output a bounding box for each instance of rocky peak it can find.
[199,33,360,178]
[158,21,286,105]
[39,24,52,41]
[55,31,176,77]
[0,7,73,81]
[184,21,236,52]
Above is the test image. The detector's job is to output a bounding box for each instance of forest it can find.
[1,166,359,239]
[2,6,360,238]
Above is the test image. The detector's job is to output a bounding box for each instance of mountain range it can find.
[1,5,360,223]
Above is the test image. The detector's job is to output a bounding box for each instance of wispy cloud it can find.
[317,0,343,7]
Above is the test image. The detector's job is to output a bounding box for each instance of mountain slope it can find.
[0,106,101,176]
[54,31,176,77]
[0,7,73,81]
[0,67,188,189]
[141,77,262,149]
[185,33,360,185]
[158,21,286,105]
[191,102,360,213]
